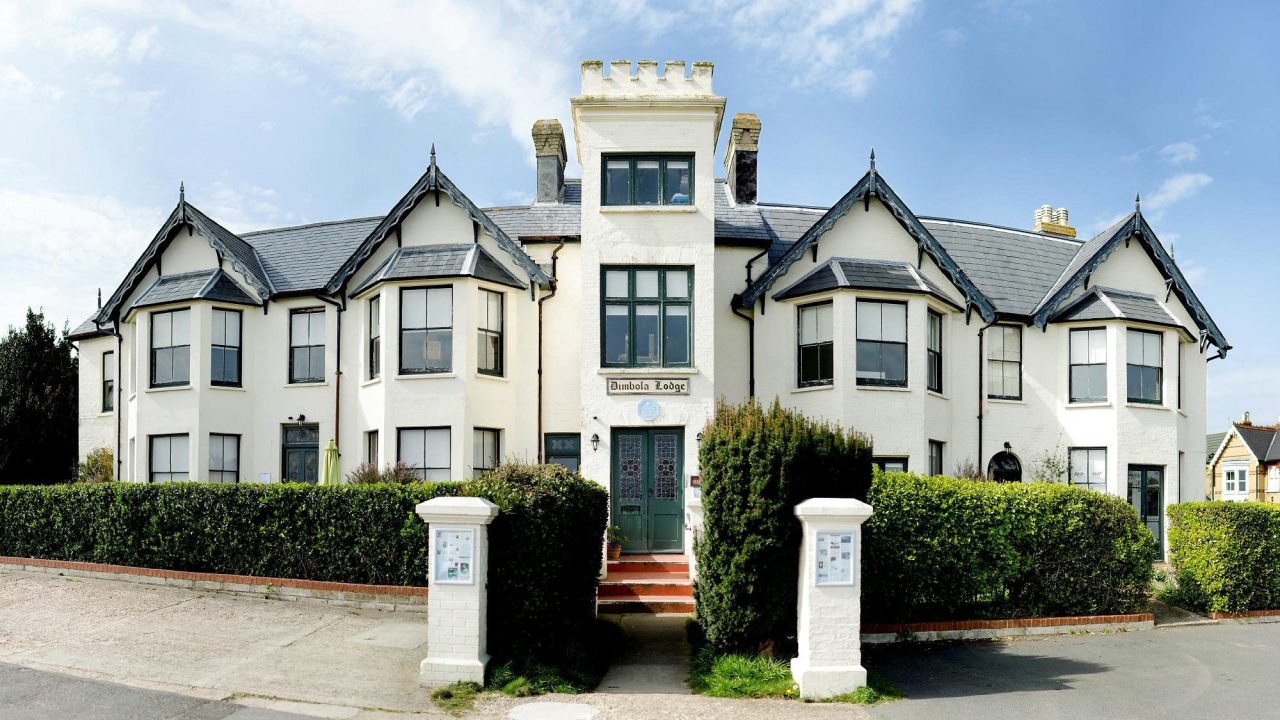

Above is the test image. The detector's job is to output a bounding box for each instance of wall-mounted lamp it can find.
[288,413,307,423]
[590,433,600,452]
[696,432,704,445]
[1003,441,1012,451]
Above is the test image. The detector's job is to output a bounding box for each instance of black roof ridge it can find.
[919,216,1085,244]
[241,215,383,237]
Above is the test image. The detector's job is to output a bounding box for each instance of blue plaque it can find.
[637,399,660,422]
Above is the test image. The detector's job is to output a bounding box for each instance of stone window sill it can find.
[1066,401,1111,409]
[1125,402,1171,411]
[208,385,246,393]
[792,383,834,394]
[858,384,910,393]
[284,381,329,388]
[476,373,510,383]
[146,385,191,394]
[987,397,1024,405]
[395,373,456,381]
[927,390,949,401]
[360,377,382,388]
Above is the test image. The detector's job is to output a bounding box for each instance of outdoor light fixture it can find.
[1003,441,1012,450]
[696,432,704,445]
[590,433,600,451]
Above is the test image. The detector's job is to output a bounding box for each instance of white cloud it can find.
[125,26,157,62]
[202,181,296,233]
[0,64,33,94]
[938,27,967,45]
[1145,172,1212,214]
[0,187,164,331]
[60,25,121,60]
[1194,99,1231,130]
[1159,141,1199,165]
[713,0,921,97]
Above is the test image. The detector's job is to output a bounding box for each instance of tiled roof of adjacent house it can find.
[1206,431,1227,460]
[1236,424,1277,462]
[773,257,962,309]
[350,244,527,297]
[131,269,259,310]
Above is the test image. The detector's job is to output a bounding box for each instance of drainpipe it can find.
[536,240,565,463]
[976,318,998,475]
[731,248,769,399]
[318,295,345,454]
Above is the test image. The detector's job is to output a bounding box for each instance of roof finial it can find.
[430,143,436,166]
[96,287,102,309]
[1134,192,1141,215]
[869,148,876,172]
[179,181,185,203]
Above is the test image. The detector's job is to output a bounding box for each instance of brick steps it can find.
[598,554,693,615]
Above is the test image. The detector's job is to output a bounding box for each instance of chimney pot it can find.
[1033,203,1076,237]
[725,112,761,204]
[532,119,566,204]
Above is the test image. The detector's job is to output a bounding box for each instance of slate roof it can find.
[1236,424,1277,462]
[773,257,962,309]
[131,269,259,310]
[243,218,382,294]
[1206,432,1227,462]
[1051,287,1183,329]
[351,244,526,297]
[68,316,114,341]
[487,181,581,240]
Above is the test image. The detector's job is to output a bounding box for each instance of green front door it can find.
[612,428,684,554]
[1128,465,1164,555]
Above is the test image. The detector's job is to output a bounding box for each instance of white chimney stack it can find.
[1033,203,1077,237]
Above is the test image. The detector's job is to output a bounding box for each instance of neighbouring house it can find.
[1207,414,1280,503]
[70,59,1229,558]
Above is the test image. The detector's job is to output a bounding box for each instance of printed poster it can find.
[433,528,475,584]
[814,530,855,586]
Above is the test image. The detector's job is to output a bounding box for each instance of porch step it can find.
[607,554,690,574]
[597,596,695,615]
[598,572,693,599]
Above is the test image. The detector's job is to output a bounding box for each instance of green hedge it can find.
[694,399,873,654]
[1167,501,1280,613]
[465,463,609,666]
[863,472,1156,622]
[0,481,457,584]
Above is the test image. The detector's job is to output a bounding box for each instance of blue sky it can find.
[0,0,1275,428]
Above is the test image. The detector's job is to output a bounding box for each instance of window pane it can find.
[856,342,880,381]
[664,305,690,365]
[1069,449,1086,484]
[153,312,172,347]
[818,343,833,382]
[928,312,941,350]
[479,332,500,372]
[399,430,425,468]
[402,290,426,328]
[484,291,502,330]
[604,305,630,363]
[1088,450,1105,484]
[227,311,241,345]
[1003,361,1020,396]
[210,436,224,470]
[212,311,226,345]
[104,352,115,376]
[172,310,190,345]
[1070,330,1087,363]
[425,429,450,468]
[634,160,660,205]
[800,305,819,345]
[605,160,631,205]
[987,362,1004,397]
[211,347,226,382]
[1003,327,1021,361]
[883,342,907,383]
[665,270,689,298]
[800,345,820,383]
[1145,332,1161,365]
[291,313,309,345]
[635,305,660,364]
[153,437,171,472]
[427,287,452,328]
[815,303,832,342]
[882,304,906,342]
[635,270,659,297]
[857,302,881,341]
[664,160,691,205]
[1088,329,1107,363]
[605,271,629,298]
[425,329,452,371]
[171,436,189,473]
[173,345,190,383]
[370,297,381,339]
[987,325,1004,358]
[309,346,324,378]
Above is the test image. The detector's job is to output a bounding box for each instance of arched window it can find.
[987,451,1022,483]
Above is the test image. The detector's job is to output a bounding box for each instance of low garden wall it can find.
[1167,501,1280,614]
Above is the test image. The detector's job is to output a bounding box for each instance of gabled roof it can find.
[326,154,550,294]
[735,167,998,321]
[1031,211,1229,356]
[68,316,114,342]
[1236,424,1277,463]
[773,257,962,309]
[97,198,271,324]
[130,269,258,311]
[1051,286,1184,331]
[350,244,527,297]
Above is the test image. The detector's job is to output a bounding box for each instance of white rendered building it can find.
[73,60,1228,556]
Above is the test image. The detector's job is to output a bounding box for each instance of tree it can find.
[0,309,79,483]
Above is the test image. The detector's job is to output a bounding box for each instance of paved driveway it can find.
[865,622,1280,720]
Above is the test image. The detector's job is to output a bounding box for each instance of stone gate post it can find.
[415,496,499,688]
[791,497,873,699]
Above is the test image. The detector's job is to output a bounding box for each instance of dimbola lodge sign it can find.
[606,378,690,395]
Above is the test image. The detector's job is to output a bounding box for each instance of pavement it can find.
[6,567,1280,719]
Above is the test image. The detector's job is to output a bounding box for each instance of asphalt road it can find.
[866,622,1280,720]
[0,663,314,720]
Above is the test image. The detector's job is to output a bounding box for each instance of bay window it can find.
[478,289,503,376]
[400,286,453,374]
[797,302,833,386]
[1069,328,1107,403]
[856,300,907,387]
[369,295,381,380]
[1126,329,1163,404]
[398,427,451,481]
[209,433,240,484]
[927,310,942,393]
[150,308,191,388]
[149,434,189,482]
[211,308,242,387]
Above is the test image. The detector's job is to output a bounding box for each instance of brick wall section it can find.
[0,556,428,607]
[1207,609,1280,620]
[863,612,1153,634]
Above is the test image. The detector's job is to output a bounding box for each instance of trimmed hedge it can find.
[0,481,456,584]
[465,463,609,666]
[1167,501,1280,613]
[863,472,1156,622]
[695,399,873,654]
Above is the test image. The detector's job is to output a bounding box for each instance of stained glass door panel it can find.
[610,428,684,554]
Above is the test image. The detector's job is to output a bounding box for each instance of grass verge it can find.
[430,682,480,716]
[687,620,903,705]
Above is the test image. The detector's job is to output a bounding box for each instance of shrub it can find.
[465,462,609,670]
[77,447,114,483]
[863,472,1155,622]
[1167,501,1280,613]
[0,481,459,584]
[695,399,873,654]
[346,461,421,484]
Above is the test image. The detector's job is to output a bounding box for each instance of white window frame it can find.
[1068,447,1107,493]
[1267,466,1279,494]
[1223,461,1250,501]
